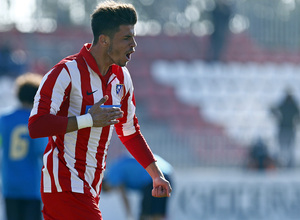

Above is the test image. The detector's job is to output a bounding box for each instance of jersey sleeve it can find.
[28,65,71,138]
[121,131,156,168]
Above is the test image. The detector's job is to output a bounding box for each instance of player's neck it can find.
[89,43,112,76]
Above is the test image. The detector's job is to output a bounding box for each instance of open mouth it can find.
[126,53,131,60]
[126,50,134,60]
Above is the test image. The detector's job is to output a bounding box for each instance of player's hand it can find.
[89,95,123,127]
[152,177,172,198]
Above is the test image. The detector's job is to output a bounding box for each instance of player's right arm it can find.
[29,100,123,138]
[28,66,123,139]
[65,95,123,133]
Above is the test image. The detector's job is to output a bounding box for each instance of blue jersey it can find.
[106,154,173,190]
[0,108,47,199]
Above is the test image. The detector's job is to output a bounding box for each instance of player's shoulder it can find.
[0,108,18,119]
[0,108,28,124]
[57,53,78,66]
[51,53,79,73]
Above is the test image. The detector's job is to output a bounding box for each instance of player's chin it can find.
[118,61,129,67]
[116,57,129,67]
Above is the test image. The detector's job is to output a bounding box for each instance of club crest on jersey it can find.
[116,84,124,99]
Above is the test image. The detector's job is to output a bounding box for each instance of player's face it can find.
[107,25,137,67]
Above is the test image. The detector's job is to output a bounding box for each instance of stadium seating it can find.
[127,33,300,167]
[2,30,300,167]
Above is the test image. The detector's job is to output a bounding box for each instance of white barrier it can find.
[168,169,300,220]
[99,168,300,220]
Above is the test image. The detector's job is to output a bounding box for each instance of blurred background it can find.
[1,0,300,219]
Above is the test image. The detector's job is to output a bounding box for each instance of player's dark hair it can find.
[16,73,42,105]
[91,1,137,45]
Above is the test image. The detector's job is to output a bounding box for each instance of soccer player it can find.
[103,154,173,220]
[28,1,172,220]
[0,72,47,220]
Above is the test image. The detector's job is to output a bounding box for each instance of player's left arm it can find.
[116,68,171,197]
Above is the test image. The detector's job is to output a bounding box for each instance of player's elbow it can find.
[28,115,44,139]
[28,121,41,139]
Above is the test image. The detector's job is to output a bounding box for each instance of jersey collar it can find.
[80,43,101,76]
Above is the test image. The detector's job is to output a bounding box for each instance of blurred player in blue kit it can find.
[0,73,47,220]
[102,154,173,220]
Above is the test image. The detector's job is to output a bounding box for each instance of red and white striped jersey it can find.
[29,43,141,197]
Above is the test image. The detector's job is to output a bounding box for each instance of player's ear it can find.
[99,35,109,47]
